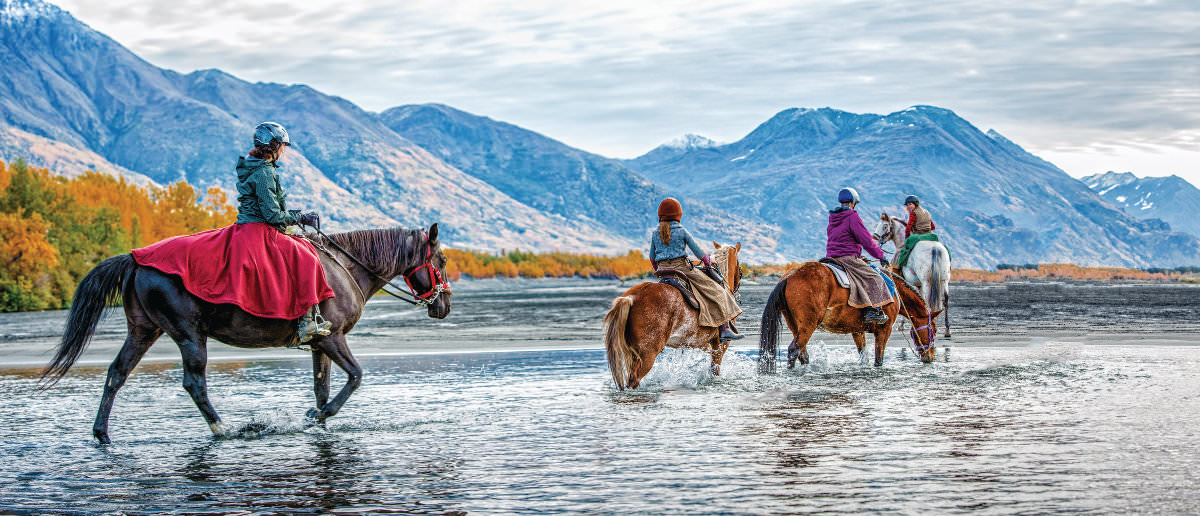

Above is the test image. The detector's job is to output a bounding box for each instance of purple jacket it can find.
[826,207,886,260]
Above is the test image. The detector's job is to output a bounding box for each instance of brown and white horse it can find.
[758,262,939,373]
[603,243,742,390]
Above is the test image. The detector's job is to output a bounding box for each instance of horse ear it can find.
[880,213,888,221]
[428,223,439,244]
[735,242,741,252]
[713,241,722,249]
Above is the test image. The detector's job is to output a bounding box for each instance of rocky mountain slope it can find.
[0,0,640,253]
[1084,171,1200,240]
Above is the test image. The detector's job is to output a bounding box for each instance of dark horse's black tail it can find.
[758,277,791,374]
[40,254,137,386]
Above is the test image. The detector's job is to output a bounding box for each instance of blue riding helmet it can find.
[837,187,860,204]
[904,195,920,205]
[253,121,290,147]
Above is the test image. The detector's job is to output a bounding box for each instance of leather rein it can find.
[310,226,450,307]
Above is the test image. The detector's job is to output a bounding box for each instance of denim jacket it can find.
[649,221,706,262]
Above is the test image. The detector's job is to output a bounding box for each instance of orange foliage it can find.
[443,249,651,280]
[69,172,236,247]
[0,212,59,278]
[954,263,1179,283]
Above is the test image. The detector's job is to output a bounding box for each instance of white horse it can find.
[872,214,952,338]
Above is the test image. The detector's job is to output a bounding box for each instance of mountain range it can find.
[1,0,1198,268]
[1084,171,1200,240]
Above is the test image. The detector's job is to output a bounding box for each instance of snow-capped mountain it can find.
[1084,171,1200,239]
[624,106,1200,267]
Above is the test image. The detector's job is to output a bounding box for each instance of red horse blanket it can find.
[131,222,335,319]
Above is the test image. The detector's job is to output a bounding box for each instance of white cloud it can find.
[51,0,1200,184]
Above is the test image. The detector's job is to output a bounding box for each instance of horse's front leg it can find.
[176,336,227,437]
[943,291,952,339]
[709,338,730,376]
[308,334,361,422]
[872,325,893,367]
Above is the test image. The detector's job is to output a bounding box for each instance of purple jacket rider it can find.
[826,206,886,260]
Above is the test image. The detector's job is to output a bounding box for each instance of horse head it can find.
[888,270,938,363]
[872,213,901,248]
[711,241,743,294]
[409,223,452,319]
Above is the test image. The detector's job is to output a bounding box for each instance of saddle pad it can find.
[655,273,701,311]
[819,261,851,289]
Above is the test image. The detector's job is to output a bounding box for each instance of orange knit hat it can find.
[657,198,682,221]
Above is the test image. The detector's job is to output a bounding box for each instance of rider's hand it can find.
[700,254,713,267]
[298,211,320,227]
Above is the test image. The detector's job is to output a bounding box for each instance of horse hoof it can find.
[787,359,796,369]
[208,421,231,438]
[93,429,111,445]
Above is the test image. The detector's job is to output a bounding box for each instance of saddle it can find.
[654,270,701,311]
[818,258,897,298]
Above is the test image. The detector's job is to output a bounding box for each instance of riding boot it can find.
[718,323,744,342]
[298,305,333,343]
[861,306,889,326]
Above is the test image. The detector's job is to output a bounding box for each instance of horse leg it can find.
[308,334,361,422]
[709,339,730,376]
[93,323,161,444]
[851,333,867,361]
[943,291,952,339]
[312,350,332,409]
[176,335,226,437]
[872,325,894,367]
[787,327,817,368]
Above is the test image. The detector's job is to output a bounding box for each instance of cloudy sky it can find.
[55,0,1200,184]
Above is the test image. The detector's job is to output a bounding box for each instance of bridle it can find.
[889,270,935,356]
[876,215,897,247]
[313,227,451,307]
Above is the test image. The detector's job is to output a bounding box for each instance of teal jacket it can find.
[650,222,706,262]
[235,156,299,229]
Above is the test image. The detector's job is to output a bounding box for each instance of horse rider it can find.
[826,188,891,326]
[649,198,743,342]
[236,122,334,342]
[131,122,336,343]
[894,194,940,270]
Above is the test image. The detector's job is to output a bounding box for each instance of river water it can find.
[1,279,1198,514]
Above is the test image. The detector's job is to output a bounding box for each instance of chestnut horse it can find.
[758,261,938,373]
[604,242,742,390]
[41,224,451,443]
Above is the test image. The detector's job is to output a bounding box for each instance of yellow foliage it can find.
[443,248,651,280]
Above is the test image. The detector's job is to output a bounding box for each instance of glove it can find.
[298,211,320,228]
[700,254,713,267]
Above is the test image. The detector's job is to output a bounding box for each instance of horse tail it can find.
[603,296,637,390]
[928,246,948,312]
[41,254,137,387]
[758,277,790,374]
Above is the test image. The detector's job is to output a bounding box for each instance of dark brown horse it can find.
[758,261,938,373]
[604,242,742,390]
[41,224,451,443]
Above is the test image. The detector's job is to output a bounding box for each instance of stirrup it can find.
[298,311,333,343]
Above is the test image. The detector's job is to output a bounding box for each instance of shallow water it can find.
[1,280,1198,514]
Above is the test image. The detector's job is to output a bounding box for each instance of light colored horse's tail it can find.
[603,296,637,390]
[928,246,949,311]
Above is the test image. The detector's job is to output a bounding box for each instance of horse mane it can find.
[885,269,929,314]
[318,227,428,276]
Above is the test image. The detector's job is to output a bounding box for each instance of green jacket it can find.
[235,156,299,229]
